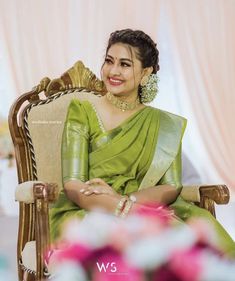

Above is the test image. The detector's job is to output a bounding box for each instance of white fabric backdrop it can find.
[0,0,235,194]
[162,0,235,191]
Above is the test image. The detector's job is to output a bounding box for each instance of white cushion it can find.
[21,240,57,275]
[181,185,201,202]
[21,241,36,272]
[15,181,44,203]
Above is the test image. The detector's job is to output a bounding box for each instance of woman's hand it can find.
[80,178,117,196]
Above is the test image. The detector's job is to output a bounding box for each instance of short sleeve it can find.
[158,144,182,191]
[61,99,89,184]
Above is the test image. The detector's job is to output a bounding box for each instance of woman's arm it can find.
[62,100,124,214]
[64,180,123,213]
[130,184,180,206]
[77,143,182,210]
[77,144,182,209]
[130,144,183,206]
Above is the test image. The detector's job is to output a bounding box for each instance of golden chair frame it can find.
[8,61,230,281]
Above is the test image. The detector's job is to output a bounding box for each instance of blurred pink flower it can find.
[134,203,175,226]
[108,223,131,252]
[49,206,235,281]
[90,247,144,281]
[152,265,181,281]
[49,243,92,266]
[187,218,218,249]
[169,246,203,281]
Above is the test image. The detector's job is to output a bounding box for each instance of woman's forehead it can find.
[107,43,139,60]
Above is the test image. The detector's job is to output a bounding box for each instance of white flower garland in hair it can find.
[140,74,159,103]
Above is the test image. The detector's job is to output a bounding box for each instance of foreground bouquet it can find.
[48,205,235,281]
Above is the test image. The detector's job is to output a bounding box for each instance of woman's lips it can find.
[108,77,123,86]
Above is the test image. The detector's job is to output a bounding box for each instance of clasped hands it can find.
[80,178,117,196]
[79,178,169,218]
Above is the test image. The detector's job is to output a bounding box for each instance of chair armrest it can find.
[181,184,230,218]
[15,181,59,203]
[198,184,230,218]
[181,184,229,203]
[198,184,230,205]
[15,181,43,203]
[33,182,59,279]
[16,181,59,279]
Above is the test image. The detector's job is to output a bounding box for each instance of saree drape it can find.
[50,98,235,257]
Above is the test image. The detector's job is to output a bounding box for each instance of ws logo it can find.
[96,262,117,273]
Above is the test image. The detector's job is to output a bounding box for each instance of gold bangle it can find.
[114,196,128,217]
[120,199,133,218]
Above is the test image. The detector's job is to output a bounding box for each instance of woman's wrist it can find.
[119,199,134,218]
[114,195,136,218]
[114,196,128,216]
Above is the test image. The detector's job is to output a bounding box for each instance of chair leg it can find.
[23,272,36,281]
[22,271,28,281]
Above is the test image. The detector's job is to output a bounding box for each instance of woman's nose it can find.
[109,64,121,76]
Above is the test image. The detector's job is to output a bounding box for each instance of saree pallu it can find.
[50,98,235,257]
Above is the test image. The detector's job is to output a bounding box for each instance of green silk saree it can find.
[50,98,235,256]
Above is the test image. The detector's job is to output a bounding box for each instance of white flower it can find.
[199,252,235,281]
[50,261,87,281]
[63,210,119,248]
[125,224,197,270]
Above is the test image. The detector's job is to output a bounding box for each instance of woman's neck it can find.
[105,92,140,112]
[113,93,138,103]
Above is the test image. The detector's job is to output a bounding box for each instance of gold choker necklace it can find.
[106,92,140,112]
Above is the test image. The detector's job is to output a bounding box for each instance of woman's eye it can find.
[121,62,131,67]
[104,58,112,64]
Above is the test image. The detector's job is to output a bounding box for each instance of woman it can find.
[50,29,235,257]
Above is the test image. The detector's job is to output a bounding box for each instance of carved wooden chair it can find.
[9,61,230,281]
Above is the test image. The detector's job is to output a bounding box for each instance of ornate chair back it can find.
[8,61,105,280]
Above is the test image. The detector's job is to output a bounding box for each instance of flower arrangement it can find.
[48,205,235,281]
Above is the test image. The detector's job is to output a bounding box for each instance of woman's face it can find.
[101,43,145,99]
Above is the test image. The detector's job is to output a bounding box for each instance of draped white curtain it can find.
[0,0,235,194]
[0,0,160,92]
[161,0,235,192]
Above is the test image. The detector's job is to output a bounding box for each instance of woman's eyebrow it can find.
[120,58,133,63]
[106,54,133,63]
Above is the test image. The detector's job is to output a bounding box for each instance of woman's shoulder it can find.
[76,91,101,102]
[160,109,186,122]
[68,91,101,109]
[159,109,187,134]
[149,106,186,122]
[149,106,187,129]
[66,91,101,125]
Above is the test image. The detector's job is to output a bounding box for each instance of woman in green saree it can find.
[50,29,235,257]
